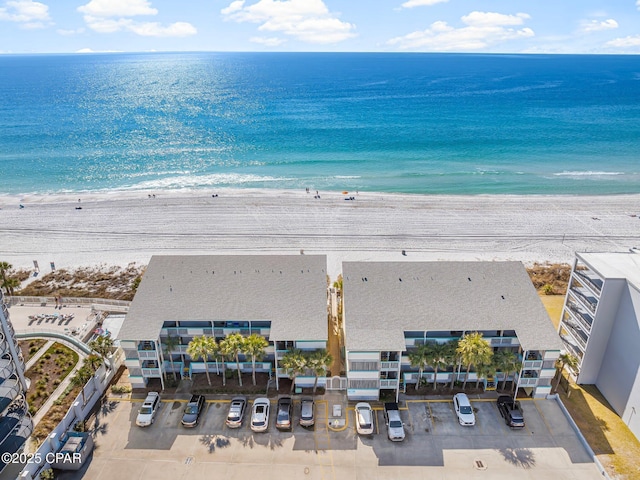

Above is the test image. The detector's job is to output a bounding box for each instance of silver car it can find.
[299,397,315,427]
[250,397,270,432]
[226,396,247,428]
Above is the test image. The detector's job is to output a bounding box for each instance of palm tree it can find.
[2,277,19,296]
[89,335,114,370]
[553,353,579,393]
[427,342,451,391]
[219,333,245,387]
[242,333,269,386]
[446,342,461,389]
[72,364,93,405]
[456,332,493,390]
[187,335,217,386]
[280,348,307,393]
[493,350,519,391]
[85,354,103,373]
[408,344,431,391]
[307,349,333,394]
[0,261,12,287]
[476,361,497,389]
[162,335,180,382]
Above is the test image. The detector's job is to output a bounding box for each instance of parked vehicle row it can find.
[136,392,525,434]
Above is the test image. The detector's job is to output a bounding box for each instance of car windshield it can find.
[228,412,240,420]
[277,408,289,421]
[389,420,402,428]
[185,405,199,414]
[460,406,473,415]
[140,406,152,415]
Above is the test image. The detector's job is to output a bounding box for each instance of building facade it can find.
[342,261,563,401]
[118,255,329,390]
[0,290,33,473]
[559,251,640,441]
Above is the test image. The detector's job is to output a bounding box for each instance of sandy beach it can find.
[1,189,639,279]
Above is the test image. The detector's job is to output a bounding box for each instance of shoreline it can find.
[1,188,639,279]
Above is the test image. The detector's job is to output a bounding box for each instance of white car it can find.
[136,392,161,427]
[453,393,476,426]
[250,397,270,432]
[355,402,374,435]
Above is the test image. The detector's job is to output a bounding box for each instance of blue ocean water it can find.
[1,52,639,195]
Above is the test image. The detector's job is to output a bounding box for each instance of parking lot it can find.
[59,395,604,480]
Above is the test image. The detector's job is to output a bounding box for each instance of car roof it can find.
[455,393,471,405]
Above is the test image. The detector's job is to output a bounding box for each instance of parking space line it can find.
[427,402,436,434]
[313,400,336,480]
[533,399,553,434]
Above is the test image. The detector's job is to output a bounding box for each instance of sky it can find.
[1,0,640,54]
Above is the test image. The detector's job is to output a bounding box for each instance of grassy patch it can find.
[527,263,571,295]
[31,383,83,447]
[25,343,79,415]
[538,294,565,329]
[16,263,145,300]
[559,378,640,479]
[18,338,47,364]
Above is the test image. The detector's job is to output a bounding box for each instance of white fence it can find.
[18,349,124,479]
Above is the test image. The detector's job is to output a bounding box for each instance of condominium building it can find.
[558,251,640,440]
[118,255,329,390]
[342,261,563,401]
[0,290,32,473]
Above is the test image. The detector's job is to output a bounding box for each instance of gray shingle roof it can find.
[343,261,562,352]
[119,255,328,342]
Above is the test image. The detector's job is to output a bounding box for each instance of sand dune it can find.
[1,189,639,279]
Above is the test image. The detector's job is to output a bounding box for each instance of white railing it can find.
[380,361,399,370]
[8,295,131,308]
[523,360,543,369]
[137,350,157,359]
[380,379,398,389]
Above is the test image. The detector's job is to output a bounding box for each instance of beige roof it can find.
[343,261,562,352]
[578,251,640,290]
[119,255,328,342]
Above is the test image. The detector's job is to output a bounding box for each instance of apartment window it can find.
[404,331,424,339]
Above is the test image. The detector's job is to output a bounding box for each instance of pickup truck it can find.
[383,402,406,441]
[497,395,525,428]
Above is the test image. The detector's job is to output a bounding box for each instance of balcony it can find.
[488,336,519,347]
[568,288,597,315]
[563,321,588,350]
[560,333,584,360]
[0,359,16,381]
[566,302,593,332]
[574,270,603,296]
[0,379,21,414]
[518,371,539,386]
[138,350,158,359]
[141,368,161,377]
[137,341,156,351]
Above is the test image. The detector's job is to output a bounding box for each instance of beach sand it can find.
[1,189,639,279]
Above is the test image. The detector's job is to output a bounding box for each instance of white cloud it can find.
[579,18,618,33]
[77,0,157,18]
[387,11,534,51]
[0,0,51,28]
[57,27,85,36]
[78,0,196,37]
[128,21,197,37]
[221,0,356,44]
[606,35,640,48]
[250,36,286,46]
[637,0,640,9]
[75,47,121,53]
[400,0,448,8]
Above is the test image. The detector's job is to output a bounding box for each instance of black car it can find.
[275,396,293,431]
[181,395,205,427]
[497,395,525,428]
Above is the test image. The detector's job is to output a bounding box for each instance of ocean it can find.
[1,52,639,196]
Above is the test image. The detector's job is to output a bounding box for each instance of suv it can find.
[453,393,475,426]
[355,402,374,435]
[383,403,405,442]
[299,397,315,427]
[497,395,525,428]
[181,395,205,427]
[275,396,293,431]
[136,392,161,427]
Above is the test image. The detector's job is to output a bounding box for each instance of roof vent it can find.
[399,278,402,282]
[468,277,472,281]
[501,295,505,299]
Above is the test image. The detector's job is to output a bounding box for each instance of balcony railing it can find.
[380,379,398,389]
[569,288,597,315]
[574,270,603,296]
[518,377,539,386]
[137,341,156,351]
[566,302,593,331]
[138,350,158,359]
[141,368,161,377]
[564,322,588,349]
[523,360,543,370]
[380,361,399,370]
